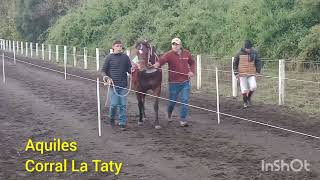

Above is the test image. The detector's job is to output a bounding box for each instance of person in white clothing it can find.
[233,40,261,108]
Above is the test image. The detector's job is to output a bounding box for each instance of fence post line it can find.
[64,46,67,80]
[96,48,100,71]
[13,41,16,65]
[96,76,101,137]
[216,67,220,124]
[196,54,202,89]
[12,41,15,54]
[31,42,34,57]
[84,47,88,69]
[16,41,19,54]
[56,45,59,62]
[48,44,52,61]
[25,42,28,56]
[73,47,77,67]
[232,57,238,97]
[42,44,45,60]
[96,48,101,136]
[21,42,23,55]
[2,53,5,84]
[9,40,11,52]
[36,43,38,56]
[279,59,285,105]
[30,42,33,57]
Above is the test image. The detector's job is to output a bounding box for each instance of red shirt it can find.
[158,49,195,83]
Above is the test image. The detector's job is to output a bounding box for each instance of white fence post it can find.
[64,46,67,80]
[16,41,19,54]
[25,42,28,56]
[35,43,38,56]
[9,40,11,52]
[13,41,16,64]
[126,49,130,56]
[110,49,113,54]
[73,47,77,67]
[48,44,52,61]
[232,57,238,97]
[96,48,101,136]
[279,59,285,105]
[2,53,5,83]
[96,48,100,71]
[196,54,202,89]
[42,44,45,60]
[30,42,33,57]
[56,45,59,62]
[12,41,15,53]
[21,42,23,55]
[84,47,88,69]
[216,67,220,124]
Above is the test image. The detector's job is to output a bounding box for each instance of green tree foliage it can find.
[0,0,21,39]
[45,0,319,61]
[15,0,81,42]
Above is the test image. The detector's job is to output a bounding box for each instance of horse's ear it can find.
[134,41,140,49]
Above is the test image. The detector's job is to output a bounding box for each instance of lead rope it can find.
[103,72,133,107]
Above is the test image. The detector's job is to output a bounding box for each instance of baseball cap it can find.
[171,38,182,45]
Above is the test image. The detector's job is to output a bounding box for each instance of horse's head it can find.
[135,40,157,65]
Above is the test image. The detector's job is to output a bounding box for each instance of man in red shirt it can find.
[154,38,195,127]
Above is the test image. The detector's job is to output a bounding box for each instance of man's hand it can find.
[188,72,194,79]
[131,63,138,72]
[153,62,160,68]
[103,76,112,86]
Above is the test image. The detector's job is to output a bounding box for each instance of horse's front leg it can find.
[153,86,161,129]
[136,93,144,125]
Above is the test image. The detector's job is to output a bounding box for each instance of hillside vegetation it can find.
[1,0,319,61]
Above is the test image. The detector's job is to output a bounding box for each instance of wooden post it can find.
[25,42,28,56]
[30,42,33,57]
[48,44,52,61]
[232,57,238,97]
[64,46,67,79]
[216,67,220,124]
[42,44,45,60]
[73,47,77,67]
[56,45,59,62]
[21,42,23,55]
[196,54,201,89]
[279,59,285,105]
[84,47,88,69]
[35,43,38,56]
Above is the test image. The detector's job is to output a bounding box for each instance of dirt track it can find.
[0,53,320,180]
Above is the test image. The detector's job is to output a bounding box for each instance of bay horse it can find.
[131,40,162,129]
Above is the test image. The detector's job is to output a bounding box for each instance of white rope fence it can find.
[2,54,320,141]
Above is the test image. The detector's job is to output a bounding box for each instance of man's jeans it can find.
[168,81,191,121]
[108,87,128,125]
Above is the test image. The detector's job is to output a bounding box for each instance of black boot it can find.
[248,91,254,106]
[243,94,248,108]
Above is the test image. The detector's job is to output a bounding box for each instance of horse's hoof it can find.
[155,125,161,129]
[138,121,143,126]
[142,117,147,121]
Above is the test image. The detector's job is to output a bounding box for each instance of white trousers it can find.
[239,76,257,94]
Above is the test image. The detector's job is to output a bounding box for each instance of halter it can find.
[138,42,159,66]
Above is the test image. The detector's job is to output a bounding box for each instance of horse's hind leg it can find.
[142,94,147,121]
[153,86,161,129]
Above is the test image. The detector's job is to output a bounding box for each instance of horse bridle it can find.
[139,42,159,65]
